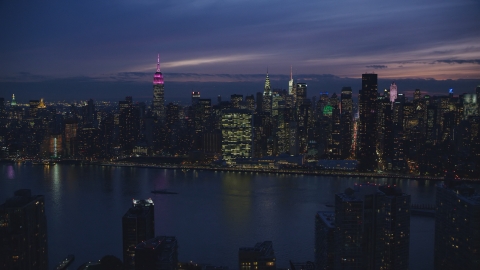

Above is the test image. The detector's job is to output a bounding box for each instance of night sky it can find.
[1,0,479,102]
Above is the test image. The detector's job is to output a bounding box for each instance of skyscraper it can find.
[221,109,253,164]
[390,82,397,104]
[357,73,378,171]
[11,94,17,106]
[192,91,200,105]
[315,211,335,270]
[123,198,155,270]
[288,66,294,96]
[295,83,307,108]
[263,71,272,113]
[434,181,480,270]
[119,97,139,154]
[340,87,353,159]
[0,189,48,270]
[334,184,410,270]
[153,54,165,119]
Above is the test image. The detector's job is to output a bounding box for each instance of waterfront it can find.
[1,164,439,269]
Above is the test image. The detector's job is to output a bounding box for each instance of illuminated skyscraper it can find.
[231,94,244,109]
[264,70,271,96]
[153,54,165,119]
[288,66,294,95]
[390,82,397,104]
[122,198,155,270]
[221,109,253,164]
[0,189,48,270]
[263,71,272,113]
[11,94,17,106]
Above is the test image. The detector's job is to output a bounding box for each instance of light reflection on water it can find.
[7,165,15,179]
[0,164,444,270]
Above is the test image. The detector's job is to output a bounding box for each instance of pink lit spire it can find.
[153,54,164,85]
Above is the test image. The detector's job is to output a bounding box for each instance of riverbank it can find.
[98,161,480,182]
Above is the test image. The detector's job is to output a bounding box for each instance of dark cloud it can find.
[366,65,388,69]
[434,59,480,65]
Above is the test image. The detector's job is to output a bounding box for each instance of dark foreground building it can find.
[0,189,48,270]
[135,236,178,270]
[315,211,335,270]
[239,241,276,270]
[122,198,155,269]
[434,182,480,270]
[333,184,410,270]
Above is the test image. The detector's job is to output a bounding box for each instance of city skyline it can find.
[1,0,480,100]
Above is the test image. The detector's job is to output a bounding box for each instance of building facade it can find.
[0,189,48,270]
[434,182,480,270]
[221,109,253,164]
[122,198,155,269]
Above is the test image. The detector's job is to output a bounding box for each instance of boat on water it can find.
[151,189,178,195]
[54,254,75,270]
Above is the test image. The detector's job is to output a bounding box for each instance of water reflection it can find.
[7,165,15,179]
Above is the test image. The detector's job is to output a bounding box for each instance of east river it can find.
[1,164,439,269]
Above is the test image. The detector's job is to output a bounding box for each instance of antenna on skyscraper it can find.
[157,54,160,72]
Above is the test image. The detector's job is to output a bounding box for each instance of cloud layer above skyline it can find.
[1,0,479,100]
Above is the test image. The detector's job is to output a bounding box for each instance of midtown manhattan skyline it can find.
[1,0,479,100]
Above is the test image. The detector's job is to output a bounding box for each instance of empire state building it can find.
[152,54,165,119]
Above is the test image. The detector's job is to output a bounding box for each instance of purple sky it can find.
[1,0,479,101]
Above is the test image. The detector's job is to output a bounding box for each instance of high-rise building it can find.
[315,211,335,270]
[153,54,165,119]
[135,236,178,270]
[357,73,378,171]
[239,241,276,270]
[295,83,307,108]
[192,91,201,105]
[264,71,271,96]
[263,72,272,114]
[476,85,480,115]
[390,82,397,104]
[334,184,410,270]
[340,87,353,159]
[29,100,40,118]
[64,118,78,157]
[288,66,294,96]
[0,189,48,270]
[119,97,140,154]
[245,95,255,112]
[0,97,5,117]
[122,198,155,270]
[231,94,244,109]
[221,109,253,164]
[11,94,17,106]
[434,181,480,270]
